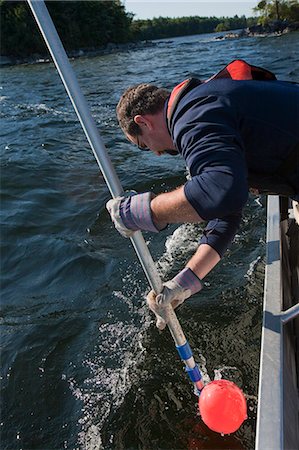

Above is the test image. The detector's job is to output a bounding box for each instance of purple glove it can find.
[106,192,160,238]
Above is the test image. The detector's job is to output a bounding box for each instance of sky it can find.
[124,1,258,20]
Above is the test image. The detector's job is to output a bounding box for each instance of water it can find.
[1,30,298,449]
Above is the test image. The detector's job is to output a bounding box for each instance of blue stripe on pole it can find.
[176,341,193,360]
[185,365,202,382]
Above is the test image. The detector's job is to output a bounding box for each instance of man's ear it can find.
[134,114,153,130]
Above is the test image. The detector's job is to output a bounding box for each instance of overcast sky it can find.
[124,1,258,20]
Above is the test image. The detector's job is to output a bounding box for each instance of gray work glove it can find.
[106,192,159,238]
[146,291,168,330]
[106,195,135,238]
[147,268,203,330]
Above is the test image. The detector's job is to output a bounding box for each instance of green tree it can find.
[0,0,133,57]
[253,0,299,24]
[215,15,248,32]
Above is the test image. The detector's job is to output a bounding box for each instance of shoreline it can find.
[0,40,157,67]
[216,20,299,40]
[1,22,299,67]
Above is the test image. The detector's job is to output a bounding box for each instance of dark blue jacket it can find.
[168,79,299,257]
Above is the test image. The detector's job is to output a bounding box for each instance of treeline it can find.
[1,0,257,57]
[1,0,298,59]
[130,15,257,40]
[0,0,132,57]
[215,15,258,32]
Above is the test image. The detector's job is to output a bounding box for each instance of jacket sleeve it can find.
[184,167,247,257]
[199,213,242,258]
[183,154,248,258]
[184,167,248,220]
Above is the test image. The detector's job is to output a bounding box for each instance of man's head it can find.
[116,84,177,155]
[116,83,169,137]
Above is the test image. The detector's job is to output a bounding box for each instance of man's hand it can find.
[155,278,192,307]
[106,195,135,238]
[146,267,203,329]
[146,291,168,330]
[106,192,161,238]
[146,291,185,330]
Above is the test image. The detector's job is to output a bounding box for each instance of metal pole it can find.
[27,0,204,391]
[281,303,299,324]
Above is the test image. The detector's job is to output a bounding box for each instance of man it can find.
[107,61,299,330]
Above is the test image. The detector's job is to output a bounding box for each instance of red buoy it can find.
[198,380,247,434]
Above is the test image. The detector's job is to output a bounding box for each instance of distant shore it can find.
[0,40,157,67]
[1,20,299,67]
[216,20,299,40]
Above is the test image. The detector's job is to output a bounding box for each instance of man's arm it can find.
[150,185,240,280]
[187,243,221,279]
[147,208,242,319]
[150,186,220,280]
[107,183,241,279]
[151,185,204,229]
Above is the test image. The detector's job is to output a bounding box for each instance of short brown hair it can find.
[116,83,170,137]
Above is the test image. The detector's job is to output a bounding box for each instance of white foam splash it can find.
[254,197,263,207]
[196,354,211,385]
[67,286,150,449]
[213,366,239,381]
[245,256,261,279]
[157,223,202,277]
[15,102,70,116]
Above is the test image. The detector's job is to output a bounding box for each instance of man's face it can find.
[126,129,178,156]
[125,111,178,155]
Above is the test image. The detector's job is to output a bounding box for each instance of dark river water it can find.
[1,30,298,450]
